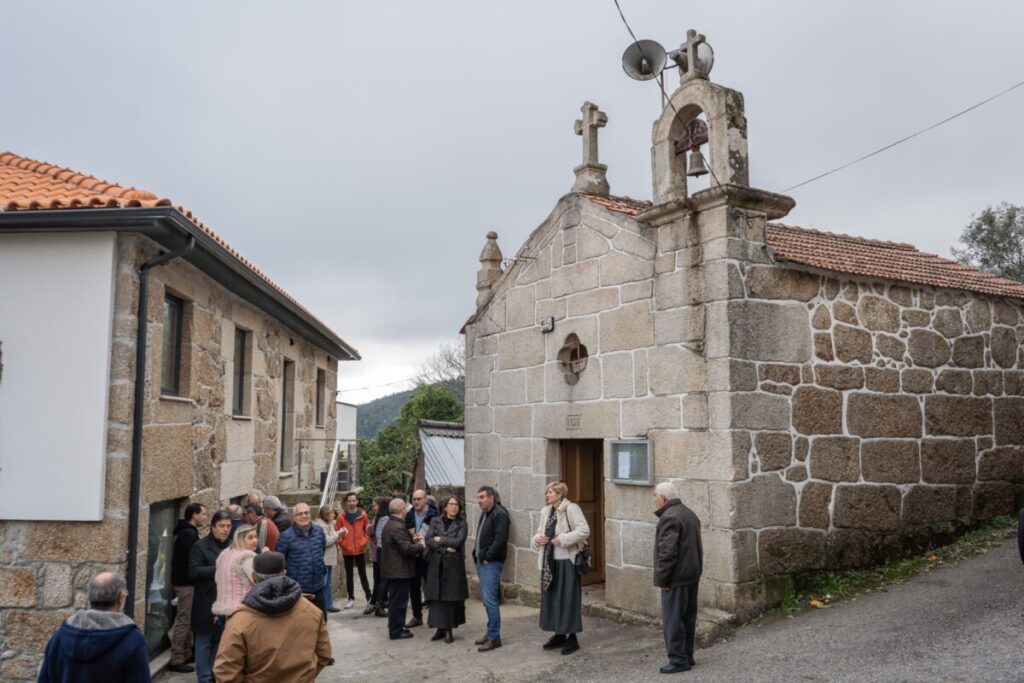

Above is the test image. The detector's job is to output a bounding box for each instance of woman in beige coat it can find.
[530,481,590,655]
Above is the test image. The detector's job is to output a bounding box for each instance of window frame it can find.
[232,327,250,416]
[315,368,326,428]
[160,295,184,396]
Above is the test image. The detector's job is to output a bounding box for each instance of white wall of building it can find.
[0,232,117,521]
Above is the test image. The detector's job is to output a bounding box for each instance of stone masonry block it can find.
[755,432,792,471]
[809,437,861,482]
[494,406,532,437]
[653,430,748,481]
[799,481,833,529]
[847,394,922,438]
[709,392,790,430]
[702,528,757,583]
[978,447,1024,482]
[712,474,796,529]
[908,329,951,368]
[601,352,633,399]
[833,324,873,364]
[724,300,811,363]
[654,306,704,346]
[648,345,706,395]
[505,286,536,330]
[599,301,654,352]
[532,402,619,439]
[490,370,527,405]
[861,440,920,483]
[758,528,826,575]
[567,288,619,317]
[902,485,957,525]
[924,396,992,436]
[498,328,546,370]
[857,296,900,332]
[600,250,652,286]
[6,610,75,651]
[833,485,901,531]
[0,566,38,607]
[622,396,681,436]
[744,265,819,302]
[994,397,1024,445]
[620,521,657,568]
[792,386,843,435]
[920,439,976,484]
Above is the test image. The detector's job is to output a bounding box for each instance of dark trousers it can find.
[409,574,424,619]
[309,588,327,622]
[386,578,411,637]
[661,583,698,667]
[344,554,372,601]
[370,561,383,606]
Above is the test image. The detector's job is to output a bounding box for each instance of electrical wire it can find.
[337,376,417,395]
[781,79,1024,192]
[609,1,1024,195]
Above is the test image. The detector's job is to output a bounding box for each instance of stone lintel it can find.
[637,184,794,227]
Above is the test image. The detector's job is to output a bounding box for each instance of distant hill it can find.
[357,388,415,439]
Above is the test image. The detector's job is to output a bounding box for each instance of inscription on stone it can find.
[566,414,582,431]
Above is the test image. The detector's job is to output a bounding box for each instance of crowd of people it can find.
[36,481,705,680]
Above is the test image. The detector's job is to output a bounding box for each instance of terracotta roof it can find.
[0,151,359,356]
[582,193,1024,301]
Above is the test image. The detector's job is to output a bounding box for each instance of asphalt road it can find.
[537,537,1024,683]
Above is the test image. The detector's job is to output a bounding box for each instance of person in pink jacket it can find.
[212,524,258,618]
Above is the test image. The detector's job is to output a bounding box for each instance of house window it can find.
[232,327,250,416]
[144,499,179,656]
[315,368,326,427]
[161,296,183,395]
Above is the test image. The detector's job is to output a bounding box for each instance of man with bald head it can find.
[382,497,426,639]
[403,488,437,627]
[275,501,329,619]
[39,572,151,682]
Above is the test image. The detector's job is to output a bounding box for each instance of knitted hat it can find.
[252,551,285,575]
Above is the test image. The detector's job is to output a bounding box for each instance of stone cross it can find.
[677,29,710,83]
[571,101,610,195]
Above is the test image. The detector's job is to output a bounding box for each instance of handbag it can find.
[564,506,593,576]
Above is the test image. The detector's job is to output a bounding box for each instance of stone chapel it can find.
[461,30,1024,621]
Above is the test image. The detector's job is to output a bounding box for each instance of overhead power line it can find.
[609,1,1024,195]
[337,376,417,394]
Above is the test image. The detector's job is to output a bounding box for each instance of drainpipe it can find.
[125,236,195,616]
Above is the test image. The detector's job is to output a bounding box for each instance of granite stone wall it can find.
[0,234,338,678]
[464,191,1024,623]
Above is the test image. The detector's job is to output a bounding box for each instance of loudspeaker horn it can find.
[621,40,667,81]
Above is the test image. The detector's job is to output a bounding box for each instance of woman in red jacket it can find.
[335,492,372,609]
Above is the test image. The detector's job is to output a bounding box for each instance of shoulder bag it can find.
[564,505,593,576]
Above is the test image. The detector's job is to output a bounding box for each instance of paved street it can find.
[160,537,1023,682]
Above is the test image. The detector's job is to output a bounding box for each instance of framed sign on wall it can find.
[609,440,652,485]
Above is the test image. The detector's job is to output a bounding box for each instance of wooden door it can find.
[561,439,605,585]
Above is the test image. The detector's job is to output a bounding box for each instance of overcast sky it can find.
[3,2,1022,403]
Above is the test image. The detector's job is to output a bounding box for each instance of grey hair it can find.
[88,573,127,610]
[227,504,243,520]
[388,498,406,515]
[262,495,283,511]
[654,482,679,500]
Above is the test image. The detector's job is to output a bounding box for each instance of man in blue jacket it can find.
[39,572,151,682]
[275,502,328,620]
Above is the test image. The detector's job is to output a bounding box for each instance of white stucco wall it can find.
[336,401,357,444]
[0,232,117,521]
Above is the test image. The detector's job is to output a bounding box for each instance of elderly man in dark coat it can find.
[381,498,426,640]
[653,482,703,675]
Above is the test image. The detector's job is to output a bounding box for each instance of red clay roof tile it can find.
[582,193,1024,301]
[0,151,356,354]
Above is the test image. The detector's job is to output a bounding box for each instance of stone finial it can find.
[476,231,503,307]
[571,102,610,196]
[673,29,712,84]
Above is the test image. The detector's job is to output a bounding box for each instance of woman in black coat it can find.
[424,495,469,643]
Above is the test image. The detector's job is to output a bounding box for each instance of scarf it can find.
[541,506,558,592]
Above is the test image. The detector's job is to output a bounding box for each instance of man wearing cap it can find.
[214,552,332,683]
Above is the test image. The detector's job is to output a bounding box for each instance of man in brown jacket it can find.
[653,482,703,675]
[213,551,332,682]
[381,497,425,640]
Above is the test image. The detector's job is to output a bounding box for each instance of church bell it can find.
[685,150,709,178]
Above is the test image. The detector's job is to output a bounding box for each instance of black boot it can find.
[561,634,580,655]
[445,629,455,644]
[543,634,567,650]
[431,629,446,641]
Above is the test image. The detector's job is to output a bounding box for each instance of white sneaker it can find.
[345,599,355,609]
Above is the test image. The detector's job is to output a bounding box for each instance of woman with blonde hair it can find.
[530,481,590,655]
[211,524,258,618]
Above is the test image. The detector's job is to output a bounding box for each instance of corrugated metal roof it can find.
[419,421,464,487]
